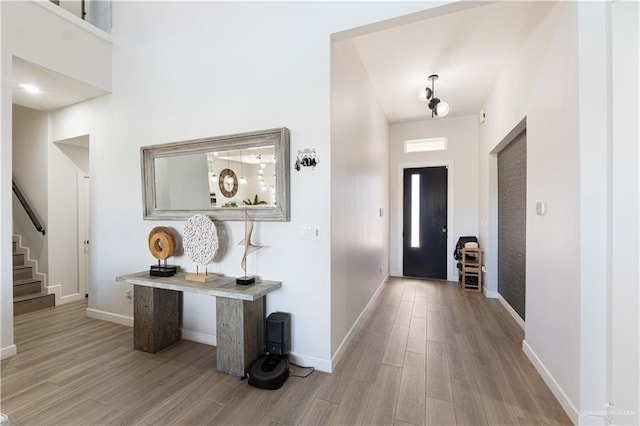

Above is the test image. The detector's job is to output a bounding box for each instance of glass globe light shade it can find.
[239,176,247,184]
[417,87,430,102]
[436,101,450,117]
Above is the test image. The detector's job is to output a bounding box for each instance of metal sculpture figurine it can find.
[237,210,262,285]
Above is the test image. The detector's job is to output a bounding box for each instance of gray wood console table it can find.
[115,271,281,377]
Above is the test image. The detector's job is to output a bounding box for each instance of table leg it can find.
[216,297,265,376]
[133,285,181,353]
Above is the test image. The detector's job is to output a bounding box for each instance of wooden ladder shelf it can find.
[460,247,483,292]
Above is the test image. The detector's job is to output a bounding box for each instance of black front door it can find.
[403,166,448,279]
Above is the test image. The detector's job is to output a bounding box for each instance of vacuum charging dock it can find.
[248,312,291,390]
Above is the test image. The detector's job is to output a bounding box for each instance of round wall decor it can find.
[183,214,219,266]
[148,227,176,260]
[218,168,238,198]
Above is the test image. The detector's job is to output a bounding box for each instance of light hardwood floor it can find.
[1,278,571,425]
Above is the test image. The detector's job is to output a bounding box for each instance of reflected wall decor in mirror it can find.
[141,128,290,221]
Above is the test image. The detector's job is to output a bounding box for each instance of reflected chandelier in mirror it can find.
[141,128,290,221]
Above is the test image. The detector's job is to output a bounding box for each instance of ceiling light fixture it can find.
[239,150,247,184]
[419,74,449,118]
[19,83,40,94]
[224,152,234,185]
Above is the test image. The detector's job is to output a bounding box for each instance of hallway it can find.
[329,278,569,424]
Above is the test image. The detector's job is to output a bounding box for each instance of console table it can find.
[115,271,281,377]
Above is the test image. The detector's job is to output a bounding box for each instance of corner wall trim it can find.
[46,284,62,305]
[522,340,579,424]
[497,293,525,330]
[0,344,17,360]
[86,308,133,327]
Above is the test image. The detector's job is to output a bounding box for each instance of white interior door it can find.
[78,173,90,298]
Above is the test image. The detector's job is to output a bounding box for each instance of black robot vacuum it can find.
[248,312,291,390]
[247,355,289,390]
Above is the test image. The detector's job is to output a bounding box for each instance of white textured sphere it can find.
[183,214,218,266]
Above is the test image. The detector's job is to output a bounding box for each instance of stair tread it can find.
[14,293,52,303]
[13,264,31,271]
[13,278,41,286]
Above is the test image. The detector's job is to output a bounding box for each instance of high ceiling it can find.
[351,1,551,123]
[11,2,551,120]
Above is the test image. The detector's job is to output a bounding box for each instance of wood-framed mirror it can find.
[141,127,290,221]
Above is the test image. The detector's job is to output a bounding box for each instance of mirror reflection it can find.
[154,146,277,210]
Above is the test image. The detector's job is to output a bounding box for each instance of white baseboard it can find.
[181,328,216,346]
[86,308,133,327]
[577,414,606,425]
[522,340,579,424]
[289,351,331,373]
[329,275,388,373]
[497,293,525,330]
[59,293,85,304]
[0,344,17,360]
[483,289,499,299]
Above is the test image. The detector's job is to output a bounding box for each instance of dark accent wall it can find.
[498,130,527,320]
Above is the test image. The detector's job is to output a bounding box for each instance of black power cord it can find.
[289,362,314,378]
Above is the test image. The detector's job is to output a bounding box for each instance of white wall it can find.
[55,137,90,174]
[59,0,82,21]
[12,105,49,274]
[1,0,111,358]
[0,2,15,359]
[329,38,390,357]
[389,116,479,280]
[576,3,610,424]
[49,1,432,371]
[609,2,639,424]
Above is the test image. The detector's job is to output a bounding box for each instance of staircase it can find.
[13,240,55,315]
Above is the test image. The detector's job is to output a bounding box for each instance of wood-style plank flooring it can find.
[1,278,571,425]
